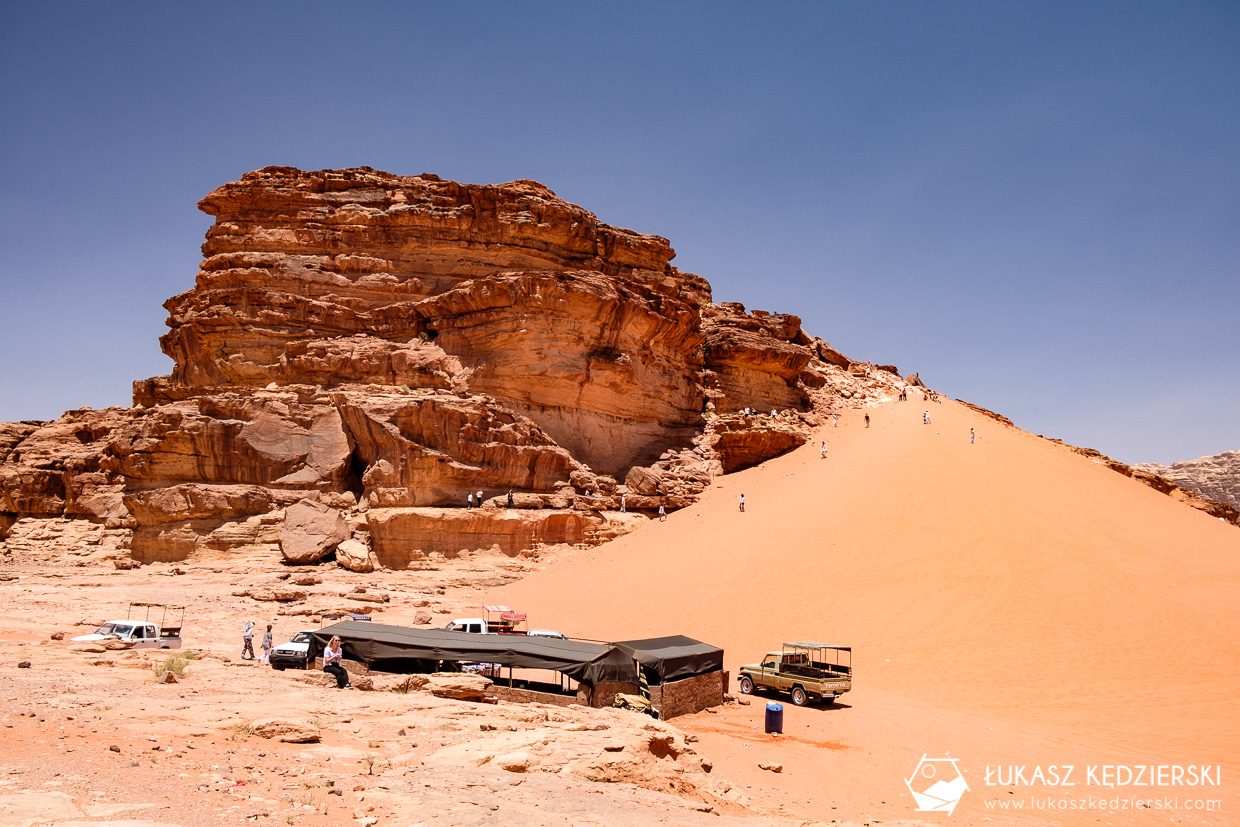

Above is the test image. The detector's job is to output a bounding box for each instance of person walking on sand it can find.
[260,623,273,665]
[970,428,975,444]
[738,494,745,512]
[833,413,839,428]
[820,441,827,458]
[620,493,626,512]
[476,489,484,508]
[242,621,255,660]
[658,504,666,522]
[864,413,870,428]
[467,492,474,509]
[323,635,351,689]
[924,410,931,425]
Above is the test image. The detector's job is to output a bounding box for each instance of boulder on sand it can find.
[425,672,492,701]
[335,538,378,573]
[250,717,321,743]
[280,499,350,564]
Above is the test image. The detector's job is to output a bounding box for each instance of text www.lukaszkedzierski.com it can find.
[985,796,1221,812]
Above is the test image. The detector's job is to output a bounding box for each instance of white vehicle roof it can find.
[784,641,851,651]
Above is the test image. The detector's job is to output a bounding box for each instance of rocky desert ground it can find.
[0,542,844,827]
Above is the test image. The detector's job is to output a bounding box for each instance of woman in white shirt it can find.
[322,635,351,689]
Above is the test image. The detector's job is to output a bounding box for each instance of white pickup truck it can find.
[72,603,183,649]
[444,605,566,639]
[444,617,565,639]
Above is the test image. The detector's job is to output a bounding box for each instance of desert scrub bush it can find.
[152,654,191,680]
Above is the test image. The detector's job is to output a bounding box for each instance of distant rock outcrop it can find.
[1134,450,1240,511]
[1059,445,1240,525]
[1,167,911,566]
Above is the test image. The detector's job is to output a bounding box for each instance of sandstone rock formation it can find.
[249,717,321,743]
[335,537,379,573]
[280,499,351,563]
[424,672,493,701]
[1134,450,1240,511]
[1,167,913,568]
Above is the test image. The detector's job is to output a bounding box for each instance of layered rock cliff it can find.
[1134,450,1240,511]
[1,167,908,568]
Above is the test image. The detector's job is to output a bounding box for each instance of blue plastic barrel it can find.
[764,702,783,733]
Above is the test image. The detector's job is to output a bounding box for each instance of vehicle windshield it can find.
[95,623,131,636]
[291,632,313,643]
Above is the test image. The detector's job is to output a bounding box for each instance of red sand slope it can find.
[491,400,1240,824]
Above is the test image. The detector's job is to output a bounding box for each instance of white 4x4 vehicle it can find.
[270,612,373,669]
[269,630,316,670]
[71,603,184,649]
[72,620,180,649]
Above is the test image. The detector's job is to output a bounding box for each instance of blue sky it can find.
[1,2,1236,464]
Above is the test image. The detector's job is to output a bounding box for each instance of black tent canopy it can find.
[614,635,724,682]
[310,621,638,686]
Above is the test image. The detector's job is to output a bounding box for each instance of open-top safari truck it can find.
[484,605,528,634]
[737,641,852,706]
[72,602,184,649]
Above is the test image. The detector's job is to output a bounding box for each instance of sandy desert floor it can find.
[495,399,1240,826]
[2,397,1238,826]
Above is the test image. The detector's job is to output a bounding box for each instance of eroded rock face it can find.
[711,415,808,474]
[0,409,140,522]
[280,499,350,564]
[337,390,574,507]
[366,507,600,568]
[1135,450,1240,511]
[702,302,812,415]
[416,270,707,473]
[105,395,352,491]
[1,166,909,567]
[160,167,708,476]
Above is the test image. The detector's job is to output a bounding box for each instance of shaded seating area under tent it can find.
[309,620,640,705]
[615,635,725,683]
[307,622,726,718]
[614,635,728,719]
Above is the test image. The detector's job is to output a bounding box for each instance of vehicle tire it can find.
[272,664,284,671]
[739,676,755,695]
[791,686,808,706]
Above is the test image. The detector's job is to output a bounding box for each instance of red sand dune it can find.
[492,399,1240,824]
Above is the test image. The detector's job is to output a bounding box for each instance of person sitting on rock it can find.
[323,635,351,689]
